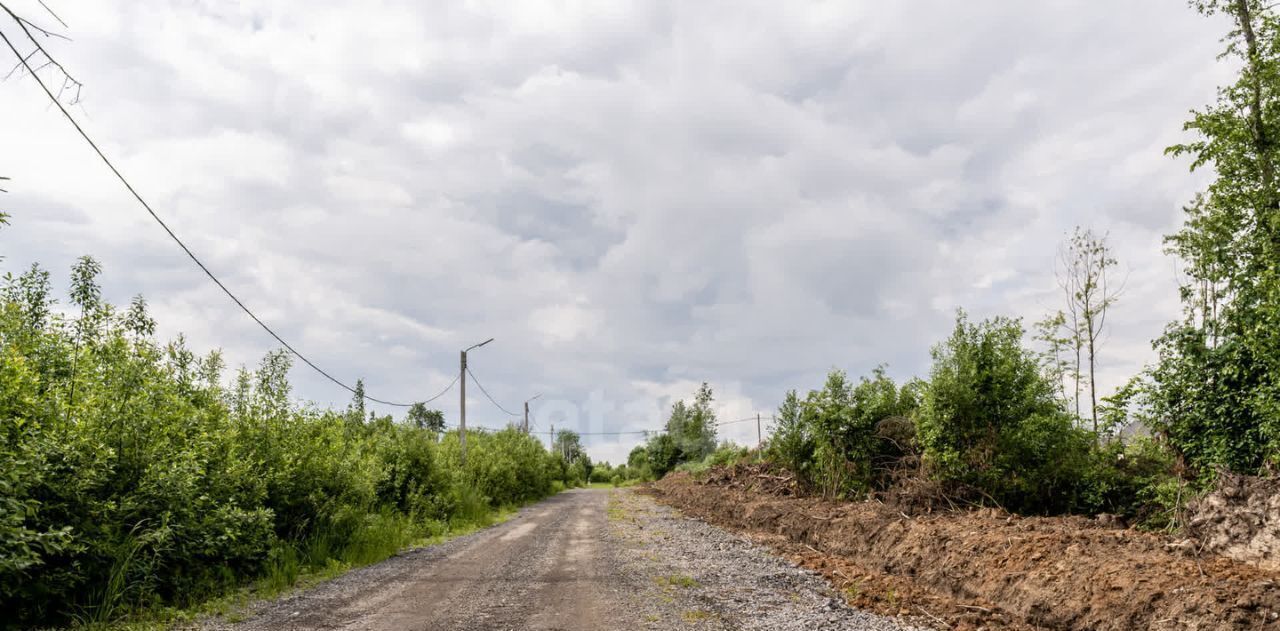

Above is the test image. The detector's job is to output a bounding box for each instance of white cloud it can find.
[0,0,1237,461]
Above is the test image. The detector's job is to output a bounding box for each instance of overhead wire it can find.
[420,374,460,405]
[527,414,777,438]
[2,6,785,431]
[465,366,521,417]
[0,15,422,408]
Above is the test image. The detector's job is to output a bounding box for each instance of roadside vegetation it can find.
[652,0,1280,529]
[0,248,584,628]
[3,1,1279,628]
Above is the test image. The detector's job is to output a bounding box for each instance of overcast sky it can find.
[0,1,1234,464]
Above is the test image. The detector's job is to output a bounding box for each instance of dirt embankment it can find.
[1187,472,1280,574]
[650,466,1280,631]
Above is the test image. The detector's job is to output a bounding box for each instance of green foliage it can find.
[405,403,445,432]
[626,444,651,480]
[767,389,812,481]
[665,383,718,462]
[0,260,571,627]
[589,461,623,484]
[1077,438,1181,527]
[645,433,681,478]
[1153,0,1280,476]
[550,429,592,485]
[675,442,752,476]
[640,383,720,478]
[917,312,1098,513]
[768,369,919,498]
[758,311,1178,518]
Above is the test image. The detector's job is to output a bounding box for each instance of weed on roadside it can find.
[655,574,700,589]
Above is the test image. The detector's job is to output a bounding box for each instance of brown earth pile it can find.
[650,465,1280,631]
[1187,472,1280,573]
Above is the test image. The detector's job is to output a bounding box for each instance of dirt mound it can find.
[652,468,1280,630]
[1187,472,1280,573]
[696,462,805,497]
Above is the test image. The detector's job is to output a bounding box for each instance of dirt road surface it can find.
[203,488,923,631]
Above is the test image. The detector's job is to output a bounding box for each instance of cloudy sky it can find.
[0,1,1234,464]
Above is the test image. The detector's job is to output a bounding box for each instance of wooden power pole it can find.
[459,350,467,465]
[524,400,529,433]
[456,338,492,468]
[747,409,757,450]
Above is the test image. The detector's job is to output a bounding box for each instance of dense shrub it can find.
[0,260,570,627]
[674,442,752,475]
[917,312,1097,513]
[769,368,920,498]
[625,445,652,481]
[1076,437,1181,526]
[760,311,1180,521]
[1148,320,1280,480]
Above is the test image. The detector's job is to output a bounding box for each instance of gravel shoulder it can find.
[198,488,926,631]
[607,487,929,631]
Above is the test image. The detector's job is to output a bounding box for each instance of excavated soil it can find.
[1187,472,1280,573]
[649,465,1280,631]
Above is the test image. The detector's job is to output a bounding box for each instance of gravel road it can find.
[201,488,928,631]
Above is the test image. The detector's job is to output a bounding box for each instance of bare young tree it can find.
[1056,227,1121,435]
[0,1,82,105]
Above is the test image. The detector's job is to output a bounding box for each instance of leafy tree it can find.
[626,444,650,479]
[768,389,812,479]
[406,403,445,432]
[1152,0,1280,476]
[554,429,583,461]
[348,379,367,424]
[0,211,8,262]
[627,445,647,470]
[664,383,717,462]
[645,434,681,478]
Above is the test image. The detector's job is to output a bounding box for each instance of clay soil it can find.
[649,465,1280,631]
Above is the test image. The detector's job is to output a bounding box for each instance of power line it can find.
[527,414,777,438]
[0,19,420,408]
[444,421,507,433]
[716,417,753,426]
[465,366,521,416]
[420,374,460,405]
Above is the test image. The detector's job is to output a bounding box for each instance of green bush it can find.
[768,368,920,498]
[917,312,1096,513]
[0,260,572,627]
[674,442,752,476]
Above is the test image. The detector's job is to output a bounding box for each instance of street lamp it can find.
[523,393,541,434]
[459,337,494,465]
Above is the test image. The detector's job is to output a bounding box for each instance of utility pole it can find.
[459,350,466,465]
[550,424,555,453]
[459,337,494,466]
[523,394,541,434]
[747,409,757,450]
